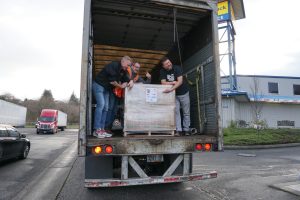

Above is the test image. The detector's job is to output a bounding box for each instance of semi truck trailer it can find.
[0,99,27,127]
[79,0,223,187]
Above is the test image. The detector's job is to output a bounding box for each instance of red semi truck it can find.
[36,109,67,134]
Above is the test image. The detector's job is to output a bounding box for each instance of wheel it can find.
[61,127,65,131]
[36,129,39,134]
[0,145,3,159]
[19,145,30,159]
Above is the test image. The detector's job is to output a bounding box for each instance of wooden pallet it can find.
[124,130,175,137]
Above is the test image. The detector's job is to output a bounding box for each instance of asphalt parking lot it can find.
[1,128,300,200]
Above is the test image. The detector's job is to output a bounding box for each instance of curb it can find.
[270,181,300,196]
[224,143,300,150]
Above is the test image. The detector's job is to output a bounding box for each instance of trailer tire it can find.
[61,127,64,131]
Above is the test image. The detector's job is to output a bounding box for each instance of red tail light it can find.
[204,143,211,151]
[195,143,202,151]
[105,145,113,154]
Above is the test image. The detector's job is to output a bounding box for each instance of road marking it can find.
[237,153,256,157]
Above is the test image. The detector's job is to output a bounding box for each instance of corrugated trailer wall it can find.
[183,44,216,134]
[180,15,217,135]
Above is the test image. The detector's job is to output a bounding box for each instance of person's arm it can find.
[161,79,177,85]
[163,76,183,93]
[110,81,127,88]
[121,70,134,89]
[127,80,134,89]
[143,77,151,84]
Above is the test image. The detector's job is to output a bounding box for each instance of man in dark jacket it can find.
[93,56,133,138]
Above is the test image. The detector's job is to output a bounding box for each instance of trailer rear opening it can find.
[79,0,222,187]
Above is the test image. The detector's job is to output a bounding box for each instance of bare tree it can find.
[0,93,22,105]
[250,77,264,126]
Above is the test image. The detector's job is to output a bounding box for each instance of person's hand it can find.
[128,80,134,89]
[171,81,177,85]
[120,82,128,89]
[146,72,151,79]
[163,88,173,93]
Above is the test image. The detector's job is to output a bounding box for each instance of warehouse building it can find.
[221,75,300,128]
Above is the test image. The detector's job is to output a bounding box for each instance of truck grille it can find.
[41,124,50,129]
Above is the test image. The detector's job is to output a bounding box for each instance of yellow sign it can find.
[218,1,229,16]
[218,1,235,22]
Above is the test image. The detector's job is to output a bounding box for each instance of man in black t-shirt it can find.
[160,57,190,135]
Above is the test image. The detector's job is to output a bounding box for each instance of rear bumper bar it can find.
[87,135,217,155]
[85,171,217,187]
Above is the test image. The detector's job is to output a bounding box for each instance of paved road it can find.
[1,129,300,200]
[58,146,300,200]
[0,128,78,200]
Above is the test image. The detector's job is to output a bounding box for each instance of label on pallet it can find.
[146,88,158,103]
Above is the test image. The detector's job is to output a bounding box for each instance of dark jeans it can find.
[105,92,119,129]
[92,82,109,130]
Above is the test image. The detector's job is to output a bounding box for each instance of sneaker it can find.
[103,130,112,138]
[183,130,191,136]
[175,131,182,136]
[105,129,114,136]
[93,129,105,138]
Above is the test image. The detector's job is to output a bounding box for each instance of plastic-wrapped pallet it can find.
[124,84,175,136]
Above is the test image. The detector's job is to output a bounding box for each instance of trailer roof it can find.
[92,0,212,74]
[92,0,210,51]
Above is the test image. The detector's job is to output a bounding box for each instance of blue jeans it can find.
[105,92,118,128]
[93,82,109,130]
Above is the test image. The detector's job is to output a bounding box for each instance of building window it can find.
[268,82,278,94]
[293,85,300,95]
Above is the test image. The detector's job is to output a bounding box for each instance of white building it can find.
[221,75,300,128]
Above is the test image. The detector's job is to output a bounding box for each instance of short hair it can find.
[161,57,170,64]
[121,56,133,63]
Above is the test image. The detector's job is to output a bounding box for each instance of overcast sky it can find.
[0,0,299,100]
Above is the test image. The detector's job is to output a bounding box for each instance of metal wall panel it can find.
[221,98,236,128]
[182,43,217,134]
[222,100,300,128]
[234,76,300,97]
[260,104,300,128]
